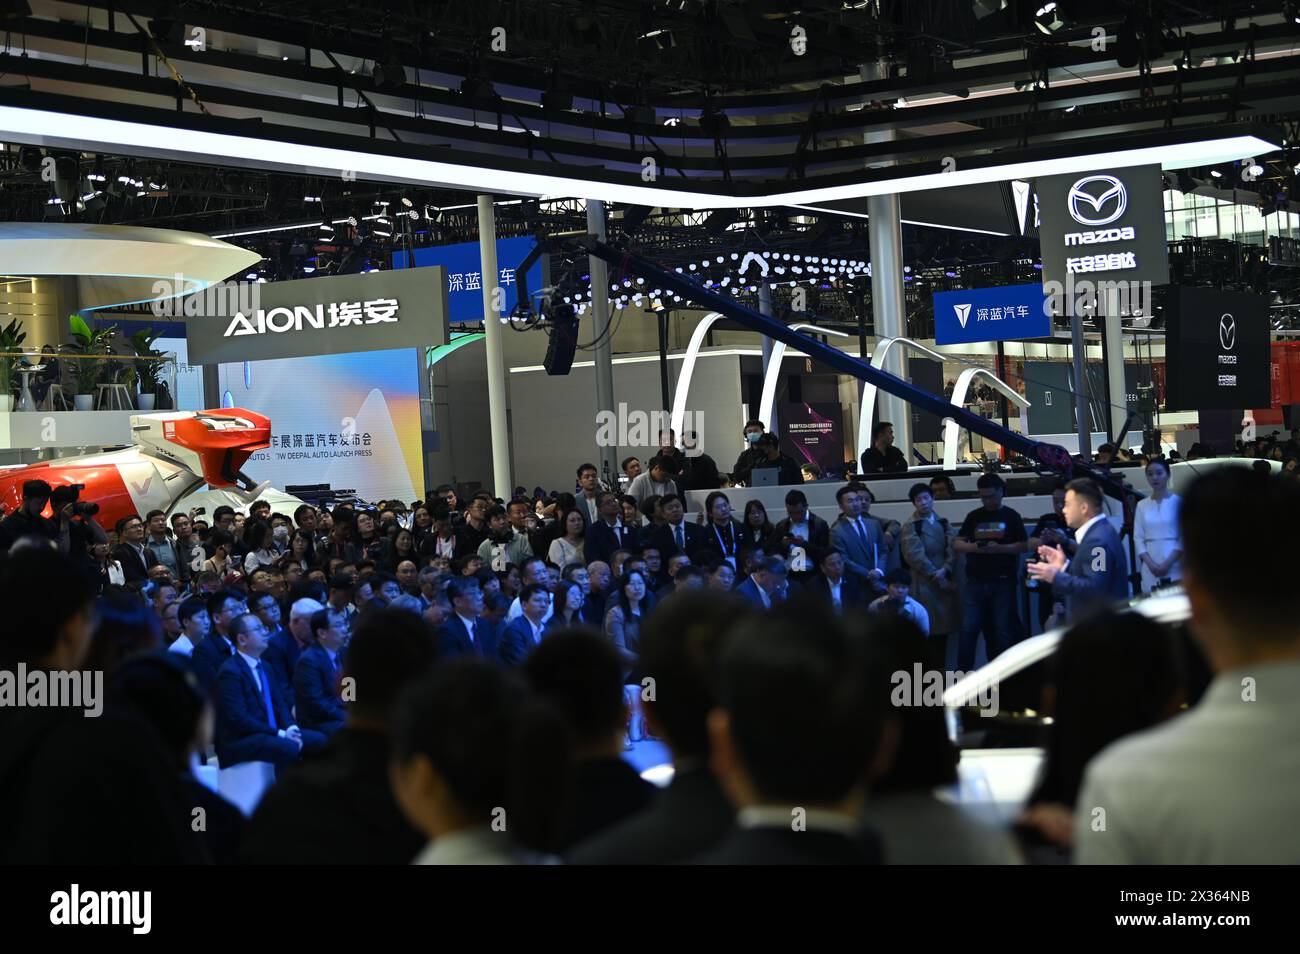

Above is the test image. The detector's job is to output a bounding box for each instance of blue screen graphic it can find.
[394,237,542,324]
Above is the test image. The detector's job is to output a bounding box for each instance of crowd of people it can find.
[0,420,1297,865]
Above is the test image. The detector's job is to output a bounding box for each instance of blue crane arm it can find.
[575,237,1135,503]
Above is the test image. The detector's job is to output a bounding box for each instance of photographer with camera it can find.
[51,484,109,585]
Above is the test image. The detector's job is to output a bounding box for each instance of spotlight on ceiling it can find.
[637,28,676,52]
[1034,2,1066,35]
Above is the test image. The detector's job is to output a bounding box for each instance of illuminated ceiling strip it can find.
[0,105,1276,211]
[791,204,1011,236]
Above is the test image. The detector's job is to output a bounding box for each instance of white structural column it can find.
[867,192,911,458]
[1104,311,1127,440]
[477,194,512,498]
[758,281,776,434]
[587,199,619,482]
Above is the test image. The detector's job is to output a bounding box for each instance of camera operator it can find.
[0,480,60,552]
[51,484,109,585]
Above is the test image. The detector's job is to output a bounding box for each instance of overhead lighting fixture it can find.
[319,220,334,234]
[1034,2,1066,35]
[3,106,1274,211]
[638,28,676,52]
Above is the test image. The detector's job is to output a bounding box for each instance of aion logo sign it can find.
[1067,175,1128,226]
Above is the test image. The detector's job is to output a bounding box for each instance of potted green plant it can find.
[68,314,116,410]
[128,327,163,410]
[0,318,28,412]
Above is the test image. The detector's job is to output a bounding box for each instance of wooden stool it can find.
[95,383,133,410]
[41,384,70,411]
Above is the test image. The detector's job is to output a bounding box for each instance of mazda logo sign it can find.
[1219,313,1236,351]
[1067,174,1128,227]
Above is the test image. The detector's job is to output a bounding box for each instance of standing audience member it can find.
[953,474,1028,670]
[830,483,889,597]
[1132,458,1182,593]
[868,569,931,636]
[900,483,960,664]
[1074,468,1300,863]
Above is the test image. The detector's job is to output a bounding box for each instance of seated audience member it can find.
[190,588,244,696]
[695,603,883,864]
[391,661,572,864]
[437,576,500,661]
[111,513,161,583]
[570,593,750,864]
[159,598,183,646]
[500,583,552,668]
[665,565,707,595]
[243,609,439,864]
[0,549,205,864]
[1015,611,1184,862]
[603,568,650,677]
[1073,468,1300,864]
[547,580,587,632]
[109,654,246,864]
[708,560,736,592]
[648,493,705,561]
[585,491,639,565]
[524,630,657,850]
[804,547,865,613]
[735,555,792,609]
[215,613,325,770]
[547,507,588,569]
[294,609,348,737]
[868,569,931,636]
[263,597,323,701]
[859,617,1021,865]
[506,557,554,623]
[477,504,533,571]
[83,591,164,677]
[627,454,681,507]
[170,596,211,657]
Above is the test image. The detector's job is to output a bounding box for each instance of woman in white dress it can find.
[1133,458,1182,593]
[547,507,587,569]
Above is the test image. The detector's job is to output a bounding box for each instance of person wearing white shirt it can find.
[547,509,587,569]
[1133,458,1182,593]
[1074,467,1300,864]
[167,596,211,657]
[506,558,554,624]
[626,455,680,508]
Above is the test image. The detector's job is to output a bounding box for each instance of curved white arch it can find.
[858,337,952,457]
[945,367,1029,469]
[758,323,851,436]
[669,312,726,438]
[859,337,1029,470]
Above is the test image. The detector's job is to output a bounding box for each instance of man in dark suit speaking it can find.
[1027,478,1130,622]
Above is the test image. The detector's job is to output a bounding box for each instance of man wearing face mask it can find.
[730,420,768,488]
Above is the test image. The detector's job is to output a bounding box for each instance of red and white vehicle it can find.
[0,408,271,530]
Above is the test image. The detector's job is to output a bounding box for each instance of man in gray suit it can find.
[1027,478,1129,622]
[830,482,896,599]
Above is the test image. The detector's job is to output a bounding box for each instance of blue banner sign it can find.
[394,236,542,324]
[932,283,1051,345]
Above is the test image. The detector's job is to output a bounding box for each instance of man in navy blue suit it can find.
[263,597,323,703]
[294,609,347,737]
[585,491,639,565]
[215,613,325,769]
[735,556,789,609]
[191,589,244,697]
[499,583,551,667]
[1028,478,1130,622]
[436,576,500,661]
